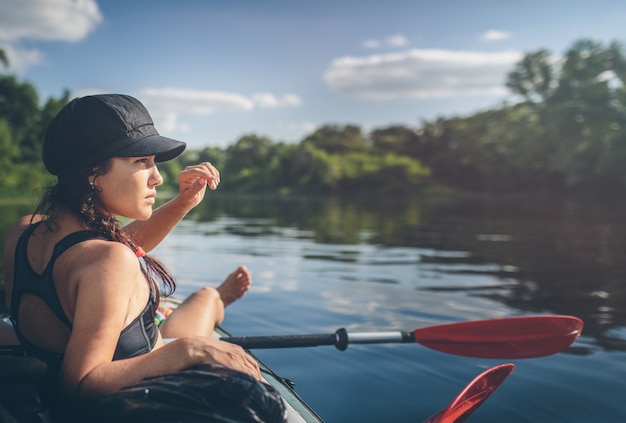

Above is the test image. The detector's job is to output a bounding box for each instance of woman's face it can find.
[92,156,163,220]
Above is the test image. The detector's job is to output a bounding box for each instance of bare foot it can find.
[216,265,251,306]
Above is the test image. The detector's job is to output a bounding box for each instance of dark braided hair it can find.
[33,158,176,301]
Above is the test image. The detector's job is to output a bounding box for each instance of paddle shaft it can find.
[221,328,415,350]
[219,315,583,358]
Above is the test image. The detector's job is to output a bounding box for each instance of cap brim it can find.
[114,134,186,162]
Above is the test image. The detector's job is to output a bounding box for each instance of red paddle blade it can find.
[413,315,583,359]
[424,363,514,423]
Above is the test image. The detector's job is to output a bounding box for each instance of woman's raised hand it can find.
[175,162,221,210]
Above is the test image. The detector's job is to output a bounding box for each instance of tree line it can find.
[1,38,625,198]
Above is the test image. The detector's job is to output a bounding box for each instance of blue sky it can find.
[1,0,625,149]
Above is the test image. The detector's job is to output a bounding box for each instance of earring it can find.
[89,181,95,190]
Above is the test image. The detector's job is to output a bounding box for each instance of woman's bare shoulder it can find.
[7,214,43,231]
[55,238,144,304]
[75,238,138,264]
[6,214,45,236]
[61,238,141,281]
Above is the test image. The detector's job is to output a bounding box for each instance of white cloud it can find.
[137,88,301,114]
[324,48,522,100]
[0,0,101,72]
[155,111,184,134]
[0,0,102,42]
[133,87,301,135]
[252,93,302,108]
[362,39,381,49]
[138,88,256,115]
[0,43,42,71]
[361,33,408,49]
[482,30,512,41]
[135,87,254,133]
[386,34,408,47]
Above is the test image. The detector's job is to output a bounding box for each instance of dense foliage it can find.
[2,38,625,198]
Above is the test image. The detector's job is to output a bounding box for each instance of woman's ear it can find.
[88,172,98,191]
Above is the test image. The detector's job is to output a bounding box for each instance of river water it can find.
[1,194,625,422]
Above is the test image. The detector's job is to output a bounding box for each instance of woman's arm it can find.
[69,334,260,398]
[60,240,258,398]
[124,162,220,252]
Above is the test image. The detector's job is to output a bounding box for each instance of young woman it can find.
[2,95,261,413]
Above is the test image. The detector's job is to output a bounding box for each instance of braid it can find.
[34,159,177,300]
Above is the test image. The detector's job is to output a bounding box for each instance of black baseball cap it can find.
[43,94,186,178]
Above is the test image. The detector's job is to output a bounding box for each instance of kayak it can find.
[217,326,324,423]
[1,307,583,422]
[0,316,324,423]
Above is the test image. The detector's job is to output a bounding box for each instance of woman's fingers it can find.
[228,345,261,380]
[242,353,262,380]
[180,162,220,190]
[201,339,261,380]
[173,162,220,210]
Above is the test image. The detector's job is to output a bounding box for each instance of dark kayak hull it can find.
[0,329,324,423]
[216,326,324,423]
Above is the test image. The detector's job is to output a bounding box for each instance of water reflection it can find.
[190,194,626,352]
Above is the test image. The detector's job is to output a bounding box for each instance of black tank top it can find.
[10,222,159,376]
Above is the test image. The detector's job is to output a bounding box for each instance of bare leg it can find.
[159,287,224,338]
[158,266,251,338]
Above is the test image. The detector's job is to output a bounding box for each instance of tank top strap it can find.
[11,223,103,330]
[50,229,104,262]
[10,221,44,319]
[42,229,104,327]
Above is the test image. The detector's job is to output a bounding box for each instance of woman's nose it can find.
[151,166,164,186]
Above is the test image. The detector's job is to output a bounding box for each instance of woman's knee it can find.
[188,287,222,307]
[160,287,224,338]
[185,287,225,322]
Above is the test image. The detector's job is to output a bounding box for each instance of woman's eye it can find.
[134,156,156,166]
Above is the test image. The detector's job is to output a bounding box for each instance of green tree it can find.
[0,70,69,192]
[221,134,282,192]
[370,125,419,156]
[506,49,556,104]
[301,124,368,155]
[195,146,227,170]
[333,152,431,194]
[544,40,626,190]
[0,75,39,158]
[24,90,71,163]
[0,76,42,191]
[0,118,19,188]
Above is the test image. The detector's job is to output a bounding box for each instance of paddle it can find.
[221,315,583,359]
[423,363,514,423]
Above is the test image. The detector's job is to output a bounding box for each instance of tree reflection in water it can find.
[192,194,626,353]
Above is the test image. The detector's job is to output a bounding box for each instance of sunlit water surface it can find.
[150,196,626,423]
